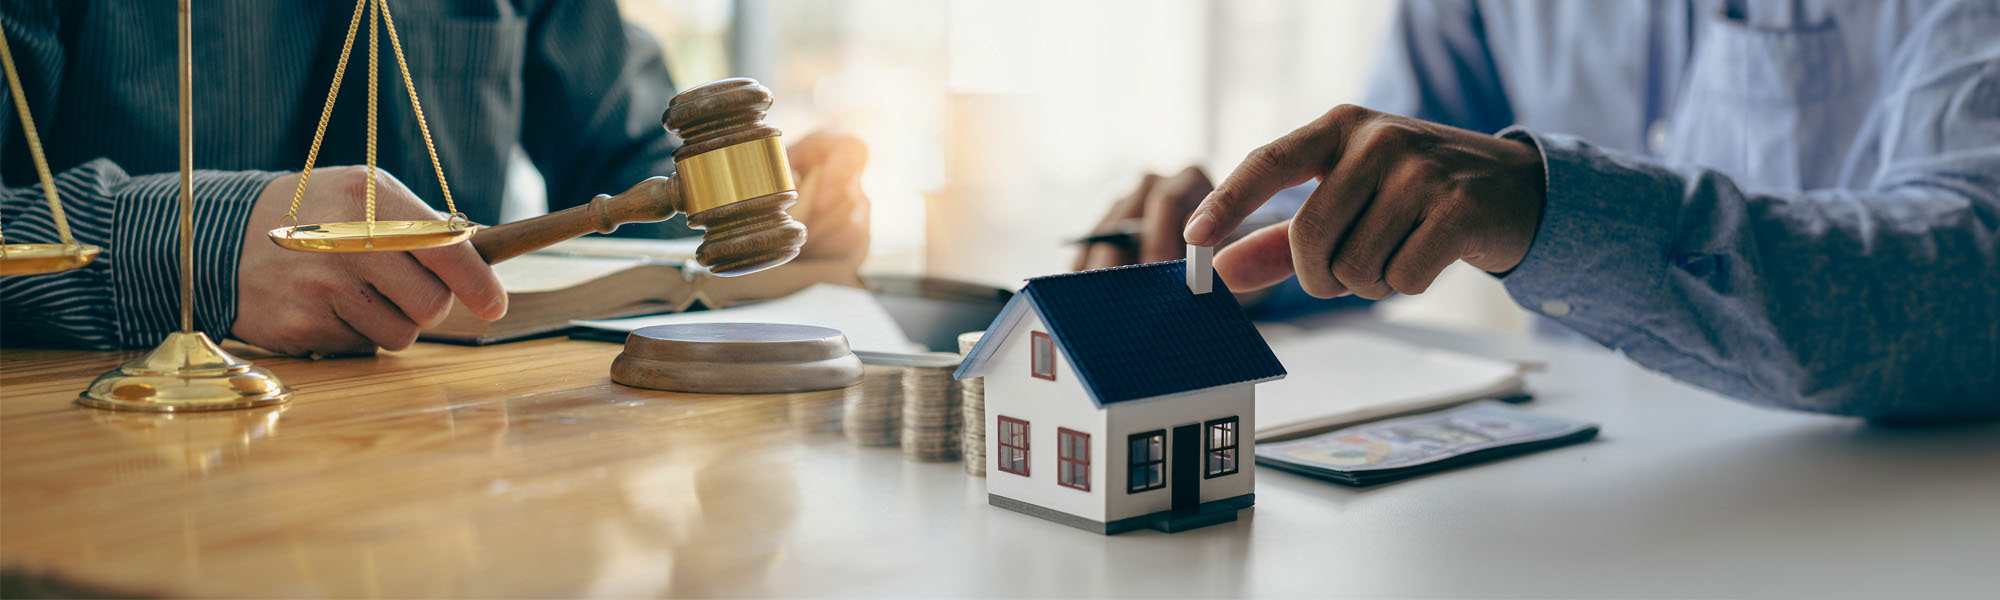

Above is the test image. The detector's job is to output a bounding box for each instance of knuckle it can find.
[411,288,453,327]
[1331,252,1384,286]
[1326,104,1372,125]
[369,168,398,188]
[1356,123,1416,155]
[1385,264,1430,295]
[1243,143,1296,178]
[1287,219,1330,259]
[380,326,420,352]
[1297,270,1345,299]
[334,168,372,200]
[1401,157,1449,182]
[1354,285,1395,301]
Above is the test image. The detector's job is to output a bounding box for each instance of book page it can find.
[572,283,924,353]
[530,237,702,262]
[493,255,661,293]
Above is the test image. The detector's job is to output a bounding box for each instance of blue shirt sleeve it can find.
[1496,5,2000,421]
[1,160,276,349]
[1363,0,1514,132]
[518,0,689,239]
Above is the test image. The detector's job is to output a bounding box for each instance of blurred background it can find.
[594,0,1530,337]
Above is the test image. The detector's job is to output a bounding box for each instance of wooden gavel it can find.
[470,78,808,276]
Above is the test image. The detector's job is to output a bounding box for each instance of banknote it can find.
[1255,401,1598,485]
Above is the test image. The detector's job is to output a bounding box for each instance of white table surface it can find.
[699,312,2000,598]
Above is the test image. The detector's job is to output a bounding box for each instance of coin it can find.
[901,362,962,462]
[957,330,987,476]
[843,365,902,446]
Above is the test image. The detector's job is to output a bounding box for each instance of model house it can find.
[954,245,1286,534]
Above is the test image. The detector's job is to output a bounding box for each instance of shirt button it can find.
[1647,120,1670,154]
[1541,299,1572,317]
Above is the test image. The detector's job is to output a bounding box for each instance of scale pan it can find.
[0,243,103,276]
[268,220,476,253]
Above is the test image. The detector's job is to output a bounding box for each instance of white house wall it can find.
[983,308,1109,523]
[1104,383,1257,522]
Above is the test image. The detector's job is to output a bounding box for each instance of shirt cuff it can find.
[112,169,282,347]
[1495,127,1682,347]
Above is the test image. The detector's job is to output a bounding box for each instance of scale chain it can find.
[365,0,379,230]
[283,0,461,234]
[284,0,369,229]
[0,17,78,250]
[377,0,462,223]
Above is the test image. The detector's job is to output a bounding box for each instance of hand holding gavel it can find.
[233,78,859,356]
[471,78,809,276]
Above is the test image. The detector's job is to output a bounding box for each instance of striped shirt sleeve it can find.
[2,158,278,349]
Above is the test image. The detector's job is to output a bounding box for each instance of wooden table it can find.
[5,324,1997,598]
[2,338,858,597]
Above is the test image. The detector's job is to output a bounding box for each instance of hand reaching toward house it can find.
[1185,105,1547,299]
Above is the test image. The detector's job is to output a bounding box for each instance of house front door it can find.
[1171,423,1200,514]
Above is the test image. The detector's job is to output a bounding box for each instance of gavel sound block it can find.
[610,323,864,394]
[471,78,857,395]
[470,78,808,276]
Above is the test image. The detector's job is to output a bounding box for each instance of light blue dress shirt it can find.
[1331,0,1999,421]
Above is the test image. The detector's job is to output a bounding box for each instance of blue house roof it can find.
[954,260,1286,406]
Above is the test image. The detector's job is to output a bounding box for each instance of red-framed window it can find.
[1057,428,1090,491]
[1204,417,1240,478]
[1030,331,1056,381]
[1128,430,1165,493]
[997,416,1030,476]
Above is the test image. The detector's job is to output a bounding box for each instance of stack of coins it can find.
[843,365,902,446]
[788,388,844,434]
[958,330,986,476]
[899,353,963,462]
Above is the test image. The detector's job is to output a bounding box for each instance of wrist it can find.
[112,169,283,347]
[1486,129,1553,275]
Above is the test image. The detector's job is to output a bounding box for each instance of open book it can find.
[572,283,928,354]
[1253,324,1539,442]
[421,238,862,345]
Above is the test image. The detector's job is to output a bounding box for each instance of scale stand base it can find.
[78,331,292,412]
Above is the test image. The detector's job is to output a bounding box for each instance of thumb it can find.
[1213,220,1297,292]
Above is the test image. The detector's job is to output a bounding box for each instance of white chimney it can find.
[1186,244,1213,294]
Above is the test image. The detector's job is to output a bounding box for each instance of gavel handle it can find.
[471,176,681,264]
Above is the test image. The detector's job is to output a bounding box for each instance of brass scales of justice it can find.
[1,0,865,412]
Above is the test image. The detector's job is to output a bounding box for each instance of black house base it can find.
[989,493,1255,535]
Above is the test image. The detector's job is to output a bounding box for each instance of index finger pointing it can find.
[1184,104,1374,246]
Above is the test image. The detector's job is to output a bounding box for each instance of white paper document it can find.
[529,236,702,263]
[1253,324,1535,441]
[572,283,925,353]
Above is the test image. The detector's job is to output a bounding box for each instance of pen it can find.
[1068,216,1282,246]
[1068,220,1145,246]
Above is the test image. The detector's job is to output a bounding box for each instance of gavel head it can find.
[663,78,808,276]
